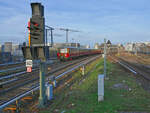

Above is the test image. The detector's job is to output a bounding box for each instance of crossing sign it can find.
[26,60,33,67]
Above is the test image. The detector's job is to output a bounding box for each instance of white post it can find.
[82,65,85,75]
[53,80,57,87]
[98,74,104,102]
[46,84,53,100]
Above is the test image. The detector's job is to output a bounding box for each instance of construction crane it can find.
[59,28,80,43]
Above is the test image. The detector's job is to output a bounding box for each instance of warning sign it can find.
[26,60,33,67]
[27,67,32,72]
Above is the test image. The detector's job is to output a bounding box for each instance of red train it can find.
[57,47,101,61]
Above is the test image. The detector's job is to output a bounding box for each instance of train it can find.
[57,47,102,61]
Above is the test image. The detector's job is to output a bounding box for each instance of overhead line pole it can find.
[45,25,54,47]
[66,29,69,43]
[104,38,107,77]
[51,28,54,46]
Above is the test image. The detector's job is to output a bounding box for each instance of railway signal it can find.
[29,3,45,46]
[27,67,32,72]
[22,3,48,108]
[22,3,48,61]
[59,28,80,43]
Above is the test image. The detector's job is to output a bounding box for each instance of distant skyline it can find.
[0,0,150,47]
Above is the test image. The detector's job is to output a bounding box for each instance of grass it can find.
[40,58,150,113]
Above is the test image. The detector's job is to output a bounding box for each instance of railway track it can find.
[0,59,67,94]
[111,56,150,81]
[0,60,42,77]
[0,62,25,71]
[0,60,55,82]
[0,55,100,111]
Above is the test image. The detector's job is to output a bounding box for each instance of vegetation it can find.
[40,58,150,113]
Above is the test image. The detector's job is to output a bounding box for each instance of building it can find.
[94,43,99,49]
[0,44,1,52]
[125,43,135,52]
[0,52,12,63]
[144,42,150,45]
[86,45,90,49]
[12,44,19,55]
[12,43,23,62]
[124,42,150,54]
[1,45,4,52]
[4,42,12,53]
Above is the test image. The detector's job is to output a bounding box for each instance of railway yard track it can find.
[0,62,25,71]
[2,54,149,112]
[110,55,150,91]
[111,56,150,80]
[0,55,100,112]
[118,57,150,80]
[0,60,55,87]
[0,60,42,77]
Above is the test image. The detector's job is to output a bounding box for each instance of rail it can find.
[0,55,100,110]
[111,57,137,74]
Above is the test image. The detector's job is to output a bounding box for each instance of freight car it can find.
[57,47,101,61]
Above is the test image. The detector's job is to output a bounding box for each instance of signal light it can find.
[34,23,39,27]
[65,53,69,57]
[22,3,48,61]
[29,17,45,46]
[27,21,31,31]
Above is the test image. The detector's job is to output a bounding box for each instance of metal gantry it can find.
[45,25,54,47]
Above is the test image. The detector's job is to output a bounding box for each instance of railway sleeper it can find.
[4,105,17,113]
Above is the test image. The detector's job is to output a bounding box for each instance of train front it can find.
[57,48,70,61]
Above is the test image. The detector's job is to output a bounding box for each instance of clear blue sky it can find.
[0,0,150,46]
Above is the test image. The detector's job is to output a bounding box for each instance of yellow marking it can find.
[4,107,16,111]
[21,96,32,100]
[28,33,31,47]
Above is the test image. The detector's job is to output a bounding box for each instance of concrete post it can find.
[118,47,120,56]
[46,84,53,100]
[53,80,57,87]
[39,61,46,107]
[104,38,107,77]
[98,74,104,101]
[16,100,20,113]
[135,48,137,56]
[82,65,85,76]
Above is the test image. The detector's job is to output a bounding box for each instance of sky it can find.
[0,0,150,47]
